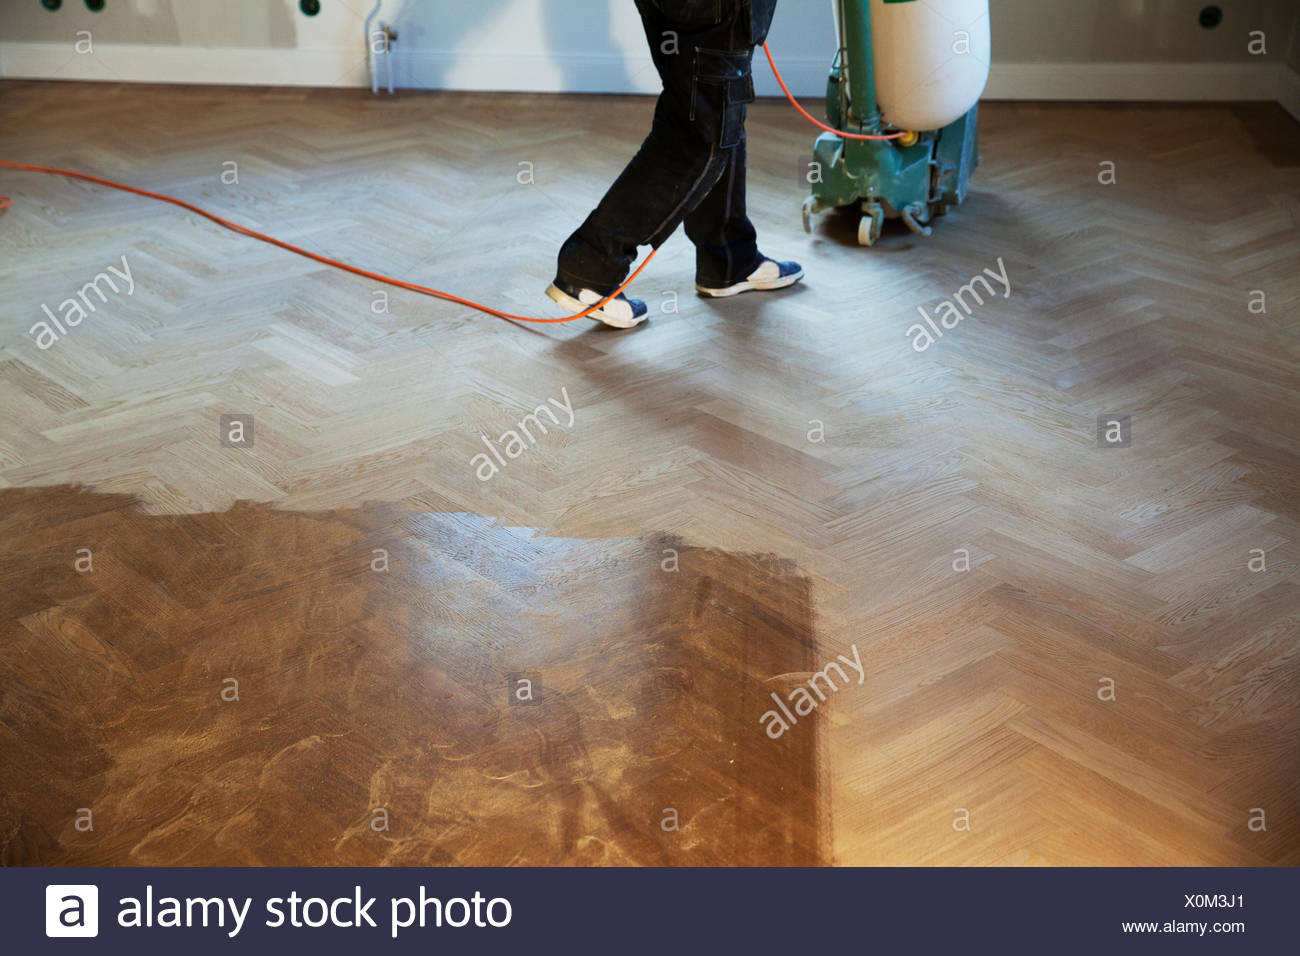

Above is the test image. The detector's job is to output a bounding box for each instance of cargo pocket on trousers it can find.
[661,0,725,30]
[689,47,755,149]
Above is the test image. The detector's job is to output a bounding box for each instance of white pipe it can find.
[383,22,394,94]
[365,0,381,94]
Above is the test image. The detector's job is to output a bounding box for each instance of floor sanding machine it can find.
[801,0,989,245]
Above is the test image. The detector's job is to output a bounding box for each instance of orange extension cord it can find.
[0,43,898,324]
[760,42,905,142]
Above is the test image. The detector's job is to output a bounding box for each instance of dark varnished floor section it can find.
[0,486,823,865]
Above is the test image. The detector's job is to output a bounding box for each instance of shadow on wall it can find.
[5,0,298,47]
[990,0,1297,64]
[8,0,641,90]
[387,0,637,92]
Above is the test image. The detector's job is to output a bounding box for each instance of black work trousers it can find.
[555,0,776,291]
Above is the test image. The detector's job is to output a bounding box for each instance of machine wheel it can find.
[858,202,884,246]
[802,195,816,234]
[901,203,933,237]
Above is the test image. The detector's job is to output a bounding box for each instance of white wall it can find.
[1,0,1297,103]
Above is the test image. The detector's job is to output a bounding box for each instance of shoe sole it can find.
[546,283,647,329]
[695,269,805,299]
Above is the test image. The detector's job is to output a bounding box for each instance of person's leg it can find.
[554,0,751,292]
[554,97,727,291]
[683,138,763,289]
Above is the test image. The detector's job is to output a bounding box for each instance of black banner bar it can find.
[4,867,1294,953]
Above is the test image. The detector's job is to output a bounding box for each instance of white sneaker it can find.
[546,278,649,329]
[696,257,804,298]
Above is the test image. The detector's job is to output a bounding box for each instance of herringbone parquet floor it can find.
[1,80,1297,865]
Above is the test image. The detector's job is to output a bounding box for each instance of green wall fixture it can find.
[300,0,321,16]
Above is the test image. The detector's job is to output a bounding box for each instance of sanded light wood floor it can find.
[1,80,1298,865]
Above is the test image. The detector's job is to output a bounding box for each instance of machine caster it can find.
[902,203,933,237]
[802,195,817,234]
[858,202,884,246]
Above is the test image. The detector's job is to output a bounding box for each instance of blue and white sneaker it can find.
[546,278,649,328]
[696,257,804,298]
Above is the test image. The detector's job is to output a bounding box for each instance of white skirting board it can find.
[0,42,1289,105]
